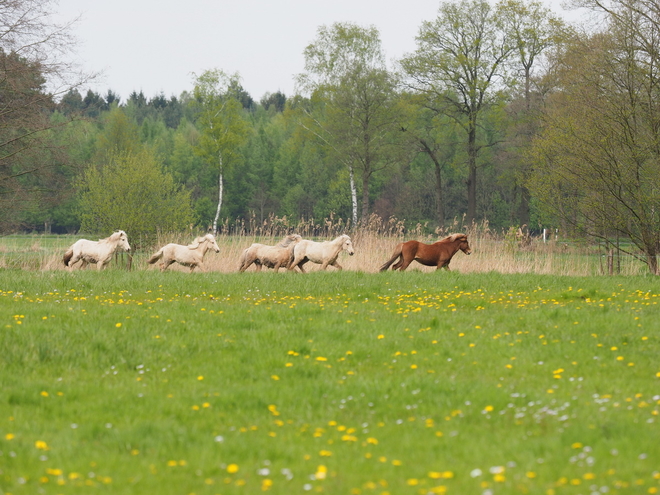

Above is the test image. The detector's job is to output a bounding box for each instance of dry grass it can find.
[0,227,646,276]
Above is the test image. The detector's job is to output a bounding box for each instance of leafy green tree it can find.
[260,91,287,113]
[192,69,251,233]
[78,148,194,247]
[496,0,567,225]
[401,0,514,223]
[529,17,660,274]
[94,107,141,159]
[297,22,405,224]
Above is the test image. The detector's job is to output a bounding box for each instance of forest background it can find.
[2,0,660,273]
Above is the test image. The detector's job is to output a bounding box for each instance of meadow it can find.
[1,233,659,494]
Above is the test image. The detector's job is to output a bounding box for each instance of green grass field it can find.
[1,269,660,494]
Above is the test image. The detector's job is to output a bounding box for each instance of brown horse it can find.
[379,233,472,272]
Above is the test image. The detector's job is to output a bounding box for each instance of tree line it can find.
[2,0,659,273]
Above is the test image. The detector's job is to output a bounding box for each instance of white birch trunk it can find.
[349,164,358,225]
[212,154,224,234]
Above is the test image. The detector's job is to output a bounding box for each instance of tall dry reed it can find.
[0,216,649,275]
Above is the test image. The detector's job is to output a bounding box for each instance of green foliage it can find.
[78,148,194,246]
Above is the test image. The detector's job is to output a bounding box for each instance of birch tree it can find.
[296,22,404,224]
[192,69,250,233]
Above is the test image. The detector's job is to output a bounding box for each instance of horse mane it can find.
[276,234,301,248]
[187,234,216,249]
[102,231,125,244]
[444,233,466,242]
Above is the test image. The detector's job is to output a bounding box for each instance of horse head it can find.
[341,234,355,256]
[454,234,471,255]
[207,234,221,253]
[113,230,131,252]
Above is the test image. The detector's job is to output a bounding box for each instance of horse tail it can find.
[238,247,253,272]
[379,243,403,272]
[63,249,73,267]
[147,249,163,264]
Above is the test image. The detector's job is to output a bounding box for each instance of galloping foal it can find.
[148,234,220,272]
[63,230,131,271]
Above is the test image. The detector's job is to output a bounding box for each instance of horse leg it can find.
[288,256,302,272]
[296,259,308,273]
[391,255,405,270]
[395,256,414,271]
[160,259,175,272]
[329,260,343,270]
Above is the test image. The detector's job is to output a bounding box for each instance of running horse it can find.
[379,233,472,272]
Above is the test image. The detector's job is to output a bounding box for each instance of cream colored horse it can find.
[148,234,220,272]
[238,234,302,272]
[63,230,131,270]
[288,234,355,272]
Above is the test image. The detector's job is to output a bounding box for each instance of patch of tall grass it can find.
[0,218,650,275]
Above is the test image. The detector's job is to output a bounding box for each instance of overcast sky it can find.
[55,0,581,103]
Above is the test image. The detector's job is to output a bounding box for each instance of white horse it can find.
[288,234,355,272]
[148,233,220,272]
[238,234,302,272]
[63,230,131,271]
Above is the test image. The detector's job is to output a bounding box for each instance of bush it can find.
[78,149,195,248]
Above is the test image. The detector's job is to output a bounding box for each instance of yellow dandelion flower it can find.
[315,465,327,480]
[571,442,583,449]
[407,478,419,486]
[319,450,332,457]
[35,440,49,450]
[115,323,122,328]
[40,391,49,397]
[197,376,204,381]
[227,463,239,474]
[5,433,15,440]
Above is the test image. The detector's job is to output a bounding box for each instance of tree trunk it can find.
[419,139,445,228]
[646,249,659,275]
[361,171,370,221]
[467,122,478,223]
[518,185,530,227]
[212,154,224,234]
[349,164,358,225]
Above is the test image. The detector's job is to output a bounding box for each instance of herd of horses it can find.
[63,231,472,273]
